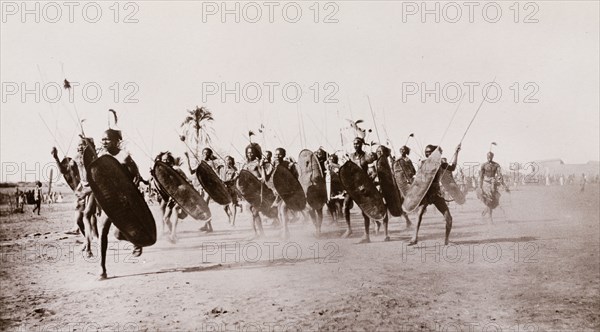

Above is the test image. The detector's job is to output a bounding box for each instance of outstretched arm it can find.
[184,152,196,174]
[447,144,461,172]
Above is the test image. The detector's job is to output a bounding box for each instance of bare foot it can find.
[358,236,370,244]
[98,273,107,280]
[168,234,177,244]
[383,236,391,242]
[341,230,352,238]
[408,238,418,246]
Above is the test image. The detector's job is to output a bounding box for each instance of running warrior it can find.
[409,144,461,246]
[52,138,99,257]
[97,126,145,276]
[478,151,509,223]
[240,143,267,238]
[185,147,218,232]
[343,137,378,242]
[154,151,189,243]
[267,147,302,239]
[219,156,239,226]
[394,145,415,228]
[325,153,343,223]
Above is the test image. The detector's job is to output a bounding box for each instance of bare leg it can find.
[383,213,390,242]
[231,204,237,226]
[278,202,290,239]
[443,209,453,245]
[403,212,412,229]
[409,205,427,245]
[358,212,370,243]
[250,207,264,239]
[341,196,353,238]
[374,220,381,235]
[225,205,232,224]
[315,208,323,238]
[170,212,180,244]
[99,217,112,280]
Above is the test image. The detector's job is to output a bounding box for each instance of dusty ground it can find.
[0,184,598,331]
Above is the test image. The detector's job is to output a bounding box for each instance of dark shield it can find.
[273,165,306,211]
[153,161,211,221]
[196,161,232,205]
[59,157,80,191]
[376,157,403,217]
[402,148,442,213]
[339,161,386,220]
[236,170,277,218]
[87,155,156,247]
[297,149,327,210]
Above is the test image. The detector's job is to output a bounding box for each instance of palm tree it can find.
[180,106,215,158]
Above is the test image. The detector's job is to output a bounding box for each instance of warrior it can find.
[395,145,415,228]
[262,151,274,175]
[52,138,99,257]
[242,143,267,238]
[343,137,378,243]
[154,151,188,243]
[325,154,343,223]
[409,144,461,246]
[306,148,327,235]
[185,147,217,232]
[266,147,300,238]
[220,156,239,226]
[478,151,509,223]
[31,181,42,216]
[97,127,145,279]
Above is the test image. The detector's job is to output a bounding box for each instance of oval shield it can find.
[196,161,232,205]
[153,161,211,221]
[273,165,306,211]
[339,161,386,220]
[402,148,442,212]
[297,149,327,210]
[87,155,156,247]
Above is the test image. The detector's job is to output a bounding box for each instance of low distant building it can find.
[535,159,599,177]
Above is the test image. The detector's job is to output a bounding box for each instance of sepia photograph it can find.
[0,1,598,331]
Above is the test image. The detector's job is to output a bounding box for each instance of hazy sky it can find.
[1,1,598,183]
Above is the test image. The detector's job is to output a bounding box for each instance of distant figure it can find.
[580,173,587,192]
[478,152,509,223]
[32,181,42,215]
[559,175,565,186]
